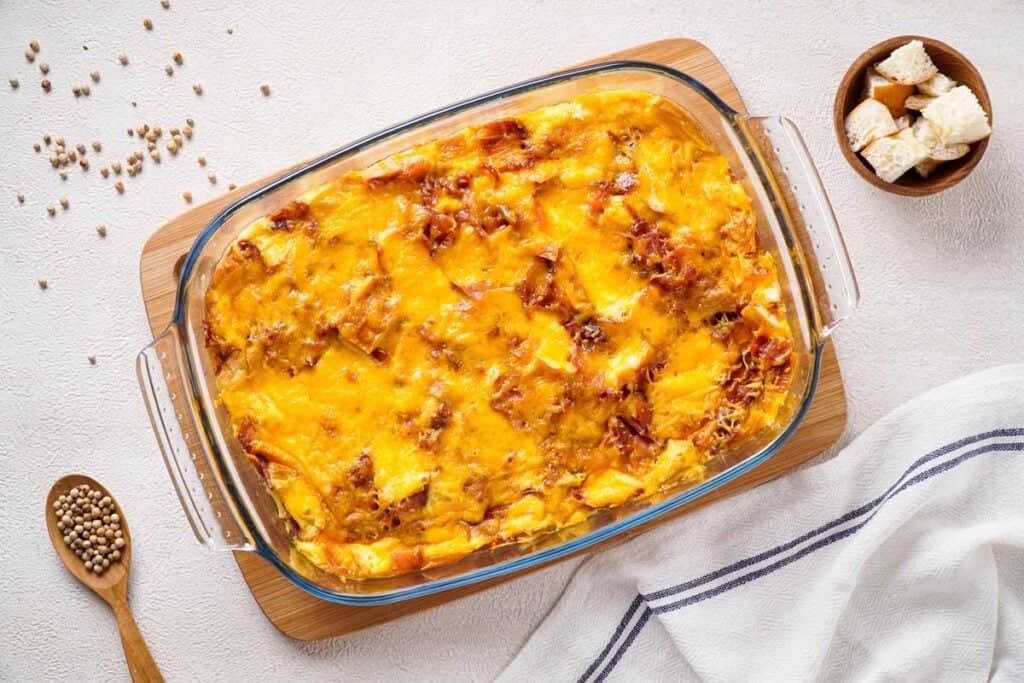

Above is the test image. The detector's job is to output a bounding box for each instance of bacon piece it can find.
[477,118,529,152]
[365,159,431,190]
[391,547,424,573]
[422,212,457,253]
[392,488,428,517]
[237,416,257,450]
[349,452,374,489]
[418,402,452,450]
[570,317,606,352]
[462,474,488,502]
[479,204,516,235]
[750,335,793,367]
[491,375,526,429]
[236,239,262,261]
[268,200,310,231]
[516,257,556,309]
[203,321,237,373]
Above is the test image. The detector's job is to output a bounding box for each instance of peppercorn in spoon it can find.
[46,473,164,683]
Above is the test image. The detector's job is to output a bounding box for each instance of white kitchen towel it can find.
[499,364,1024,682]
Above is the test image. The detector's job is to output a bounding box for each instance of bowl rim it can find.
[832,34,992,197]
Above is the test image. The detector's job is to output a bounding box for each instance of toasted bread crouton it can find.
[914,158,941,178]
[862,128,931,182]
[918,72,956,97]
[894,114,912,131]
[905,94,937,111]
[845,98,899,152]
[875,40,938,85]
[912,117,940,148]
[863,70,916,117]
[912,117,971,162]
[922,85,992,145]
[929,142,970,161]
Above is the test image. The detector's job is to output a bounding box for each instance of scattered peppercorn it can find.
[260,83,270,96]
[143,18,153,30]
[164,64,174,76]
[192,83,202,95]
[197,154,206,166]
[17,193,25,203]
[173,52,183,65]
[41,79,51,92]
[29,40,40,53]
[186,117,195,127]
[33,142,41,152]
[182,190,192,203]
[47,205,56,216]
[207,170,216,184]
[25,49,35,63]
[119,54,129,65]
[38,278,48,289]
[90,69,100,82]
[115,181,124,194]
[96,224,107,237]
[161,0,170,7]
[39,62,50,74]
[228,183,237,191]
[59,197,69,209]
[88,355,97,365]
[81,83,90,95]
[9,77,18,89]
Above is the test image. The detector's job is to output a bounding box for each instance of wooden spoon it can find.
[46,474,164,683]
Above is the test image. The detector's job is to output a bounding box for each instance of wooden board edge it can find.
[135,37,848,641]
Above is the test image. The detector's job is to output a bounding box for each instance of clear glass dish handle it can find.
[744,116,860,338]
[137,326,254,551]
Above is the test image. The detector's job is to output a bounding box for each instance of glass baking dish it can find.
[137,61,858,606]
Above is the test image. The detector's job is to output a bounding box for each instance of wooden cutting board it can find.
[139,38,848,641]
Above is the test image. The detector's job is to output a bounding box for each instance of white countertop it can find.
[2,1,1022,680]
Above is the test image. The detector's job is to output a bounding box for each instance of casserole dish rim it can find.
[153,60,841,605]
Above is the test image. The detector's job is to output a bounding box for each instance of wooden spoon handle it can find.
[111,597,165,683]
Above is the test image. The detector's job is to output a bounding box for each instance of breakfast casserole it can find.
[204,90,795,580]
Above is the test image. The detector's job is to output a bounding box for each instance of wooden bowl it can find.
[833,36,992,196]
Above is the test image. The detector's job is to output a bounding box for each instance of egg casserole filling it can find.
[204,90,795,579]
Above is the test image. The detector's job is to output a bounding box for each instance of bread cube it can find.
[914,158,941,178]
[845,98,898,152]
[862,128,931,182]
[875,40,938,85]
[863,70,916,117]
[918,72,956,97]
[922,85,992,145]
[905,94,937,112]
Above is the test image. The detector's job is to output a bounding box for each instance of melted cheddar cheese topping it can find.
[205,91,795,579]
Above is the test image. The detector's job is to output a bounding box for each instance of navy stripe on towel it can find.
[582,429,1024,682]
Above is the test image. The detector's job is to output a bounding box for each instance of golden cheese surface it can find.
[204,90,795,579]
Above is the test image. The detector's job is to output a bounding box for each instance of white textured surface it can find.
[1,2,1021,681]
